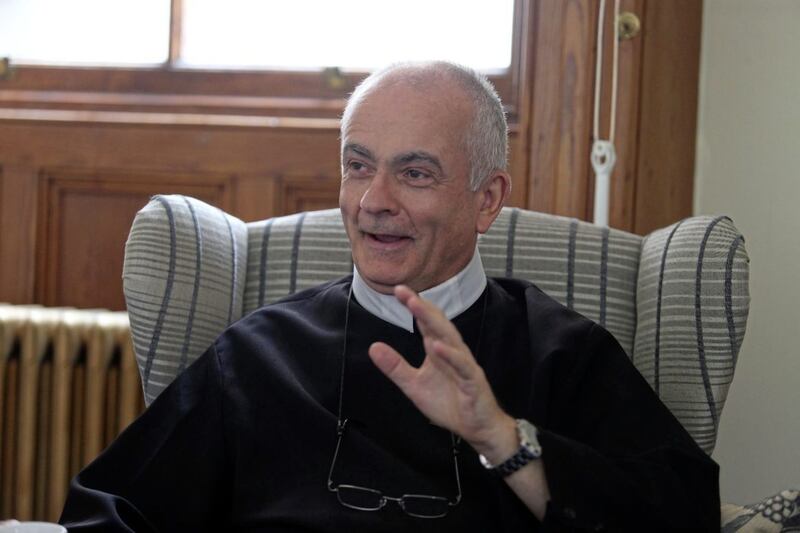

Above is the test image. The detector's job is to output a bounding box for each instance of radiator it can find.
[0,305,144,522]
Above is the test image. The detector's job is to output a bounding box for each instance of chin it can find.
[355,263,409,292]
[360,270,405,290]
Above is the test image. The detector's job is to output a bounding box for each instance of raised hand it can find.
[367,285,516,453]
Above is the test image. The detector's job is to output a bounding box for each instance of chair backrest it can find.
[123,194,749,454]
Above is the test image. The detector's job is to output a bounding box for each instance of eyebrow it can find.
[391,151,444,174]
[342,144,445,175]
[342,143,376,162]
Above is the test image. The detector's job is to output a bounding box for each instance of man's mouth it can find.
[372,234,404,243]
[364,232,412,245]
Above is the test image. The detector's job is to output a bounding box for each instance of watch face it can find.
[517,419,542,457]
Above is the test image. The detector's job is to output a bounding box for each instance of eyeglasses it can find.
[327,419,462,519]
[327,287,476,519]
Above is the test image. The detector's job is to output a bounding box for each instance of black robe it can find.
[60,277,720,532]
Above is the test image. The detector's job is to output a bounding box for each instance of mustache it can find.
[357,217,413,238]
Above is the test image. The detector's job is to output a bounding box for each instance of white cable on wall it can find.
[591,0,621,227]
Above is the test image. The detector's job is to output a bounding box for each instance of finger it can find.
[393,284,417,306]
[431,339,479,381]
[422,335,462,379]
[394,285,441,339]
[394,285,463,343]
[368,342,417,392]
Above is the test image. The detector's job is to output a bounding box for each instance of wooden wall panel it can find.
[0,119,345,307]
[0,165,3,277]
[0,119,340,183]
[633,0,702,235]
[36,169,231,310]
[234,174,280,224]
[277,176,341,216]
[527,0,597,220]
[525,0,699,232]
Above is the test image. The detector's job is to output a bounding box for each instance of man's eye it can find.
[346,161,370,175]
[404,169,431,180]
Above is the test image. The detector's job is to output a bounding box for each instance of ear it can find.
[475,171,511,234]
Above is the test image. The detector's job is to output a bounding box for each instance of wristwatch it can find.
[479,419,542,477]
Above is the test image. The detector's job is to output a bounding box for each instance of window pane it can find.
[181,0,514,70]
[0,0,170,66]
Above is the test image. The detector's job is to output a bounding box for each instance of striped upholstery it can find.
[480,209,641,355]
[123,195,248,405]
[243,211,352,314]
[123,195,749,455]
[634,216,749,454]
[244,208,641,355]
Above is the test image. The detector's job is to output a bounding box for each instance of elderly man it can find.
[60,62,719,531]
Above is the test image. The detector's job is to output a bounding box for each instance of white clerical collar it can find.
[352,247,487,333]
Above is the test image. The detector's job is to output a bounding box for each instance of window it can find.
[0,0,170,65]
[1,0,513,71]
[180,0,514,71]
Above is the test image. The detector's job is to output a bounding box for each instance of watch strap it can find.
[479,419,542,477]
[492,445,539,477]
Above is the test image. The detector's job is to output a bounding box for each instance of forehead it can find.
[342,79,472,159]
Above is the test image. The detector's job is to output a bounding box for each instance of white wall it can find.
[695,0,800,504]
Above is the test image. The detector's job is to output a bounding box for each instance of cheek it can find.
[339,186,360,243]
[339,181,361,215]
[438,205,478,245]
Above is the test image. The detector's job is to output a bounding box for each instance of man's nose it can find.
[359,171,399,214]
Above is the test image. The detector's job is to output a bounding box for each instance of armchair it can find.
[122,194,797,531]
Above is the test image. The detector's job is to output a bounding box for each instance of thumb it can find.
[368,342,416,391]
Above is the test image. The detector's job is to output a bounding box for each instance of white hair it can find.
[340,61,509,191]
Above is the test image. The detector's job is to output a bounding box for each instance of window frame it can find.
[0,0,527,124]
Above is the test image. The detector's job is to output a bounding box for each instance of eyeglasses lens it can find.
[336,485,384,511]
[400,495,450,518]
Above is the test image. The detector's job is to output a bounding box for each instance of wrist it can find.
[479,418,542,478]
[469,413,519,464]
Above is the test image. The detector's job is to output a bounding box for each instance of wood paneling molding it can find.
[0,90,348,119]
[0,164,38,304]
[1,64,515,108]
[0,109,341,131]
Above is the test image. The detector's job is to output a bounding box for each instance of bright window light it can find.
[181,0,515,70]
[0,0,170,66]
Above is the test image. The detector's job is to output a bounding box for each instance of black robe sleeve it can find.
[532,322,720,532]
[59,342,231,532]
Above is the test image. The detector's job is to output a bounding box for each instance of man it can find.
[60,62,720,531]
